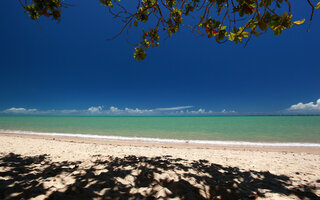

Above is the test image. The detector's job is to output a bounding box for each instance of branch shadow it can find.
[0,152,318,200]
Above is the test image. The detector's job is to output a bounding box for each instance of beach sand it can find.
[0,134,319,200]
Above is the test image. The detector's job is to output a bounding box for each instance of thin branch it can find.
[107,17,134,40]
[305,0,314,32]
[18,0,25,8]
[284,0,291,16]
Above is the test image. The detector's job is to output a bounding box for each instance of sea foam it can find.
[1,129,320,147]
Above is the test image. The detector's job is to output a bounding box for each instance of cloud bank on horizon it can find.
[3,107,38,113]
[287,98,320,114]
[3,98,319,115]
[1,106,236,116]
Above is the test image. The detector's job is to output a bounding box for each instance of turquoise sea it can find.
[1,116,320,145]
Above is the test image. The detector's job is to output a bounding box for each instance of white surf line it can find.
[1,129,320,147]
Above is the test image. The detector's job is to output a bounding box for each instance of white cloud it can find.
[59,109,79,114]
[288,99,320,112]
[108,106,154,115]
[3,107,38,114]
[124,107,153,114]
[221,109,237,114]
[87,106,155,115]
[2,106,237,116]
[88,106,103,113]
[190,108,208,114]
[155,106,193,111]
[177,108,236,115]
[109,106,120,113]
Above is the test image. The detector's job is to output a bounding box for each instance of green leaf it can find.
[253,31,260,37]
[133,48,146,61]
[133,20,138,27]
[258,23,267,31]
[242,32,249,38]
[293,19,305,25]
[232,26,237,33]
[274,27,282,35]
[316,2,320,9]
[228,33,235,41]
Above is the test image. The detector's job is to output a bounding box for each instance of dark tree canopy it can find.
[20,0,320,61]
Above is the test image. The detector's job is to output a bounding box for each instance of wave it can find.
[1,129,320,147]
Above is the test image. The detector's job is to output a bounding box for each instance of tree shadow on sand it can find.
[0,152,319,200]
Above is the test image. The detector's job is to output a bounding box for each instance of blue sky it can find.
[0,0,319,115]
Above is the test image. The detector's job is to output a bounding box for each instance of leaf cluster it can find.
[100,0,318,61]
[20,0,320,61]
[24,0,63,21]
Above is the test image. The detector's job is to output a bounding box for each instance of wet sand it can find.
[0,133,319,199]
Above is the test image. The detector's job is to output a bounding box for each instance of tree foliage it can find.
[19,0,320,61]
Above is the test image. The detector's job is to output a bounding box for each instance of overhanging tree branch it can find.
[20,0,319,61]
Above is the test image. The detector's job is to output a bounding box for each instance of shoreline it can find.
[2,129,320,147]
[1,132,320,154]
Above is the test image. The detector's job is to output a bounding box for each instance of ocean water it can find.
[0,116,320,145]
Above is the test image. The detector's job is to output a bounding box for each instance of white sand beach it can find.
[0,134,319,199]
